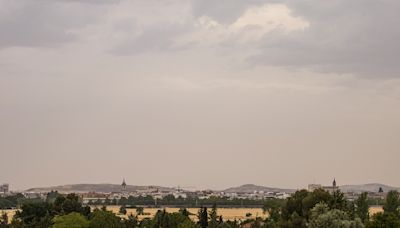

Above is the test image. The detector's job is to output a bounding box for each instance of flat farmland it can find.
[103,206,266,221]
[1,206,384,222]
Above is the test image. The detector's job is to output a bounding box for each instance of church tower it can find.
[333,178,337,189]
[121,179,127,192]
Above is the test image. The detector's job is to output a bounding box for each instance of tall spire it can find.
[333,178,337,188]
[121,178,127,191]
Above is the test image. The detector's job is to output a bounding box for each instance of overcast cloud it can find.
[1,0,400,190]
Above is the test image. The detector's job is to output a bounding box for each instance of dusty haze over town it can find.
[0,0,400,191]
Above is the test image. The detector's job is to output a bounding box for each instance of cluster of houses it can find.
[219,191,290,200]
[2,179,388,205]
[79,187,292,205]
[308,179,386,202]
[16,180,293,204]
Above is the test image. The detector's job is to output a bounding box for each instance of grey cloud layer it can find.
[1,0,399,77]
[191,0,400,77]
[0,0,114,48]
[250,0,400,77]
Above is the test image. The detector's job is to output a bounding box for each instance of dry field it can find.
[2,207,266,222]
[102,206,266,221]
[369,206,384,215]
[2,206,384,223]
[1,209,17,221]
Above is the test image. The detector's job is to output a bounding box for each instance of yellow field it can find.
[369,206,384,215]
[101,206,266,221]
[1,209,17,222]
[1,205,384,223]
[3,207,265,222]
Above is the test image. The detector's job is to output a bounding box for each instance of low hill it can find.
[222,184,295,193]
[25,184,174,193]
[24,183,400,194]
[339,183,400,193]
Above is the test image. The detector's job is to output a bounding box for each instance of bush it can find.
[53,212,89,228]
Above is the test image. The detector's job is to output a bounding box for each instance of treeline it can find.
[0,193,244,228]
[0,192,387,210]
[88,195,268,207]
[0,194,25,209]
[259,189,400,228]
[1,189,399,227]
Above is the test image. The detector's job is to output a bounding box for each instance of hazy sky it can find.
[1,0,400,191]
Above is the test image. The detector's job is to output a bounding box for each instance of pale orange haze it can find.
[0,0,400,190]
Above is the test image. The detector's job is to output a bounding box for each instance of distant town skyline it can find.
[1,0,400,191]
[3,179,400,192]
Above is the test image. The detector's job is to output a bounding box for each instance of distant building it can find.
[121,179,127,192]
[23,192,46,199]
[308,179,338,193]
[173,192,188,199]
[308,184,322,192]
[0,183,9,195]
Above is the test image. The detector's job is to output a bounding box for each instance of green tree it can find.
[9,218,25,228]
[151,209,193,228]
[89,209,122,228]
[197,207,208,228]
[209,203,219,228]
[15,201,55,226]
[282,189,309,220]
[53,194,90,217]
[177,219,196,228]
[46,191,61,204]
[178,208,190,217]
[63,194,84,214]
[250,217,263,228]
[119,205,127,215]
[367,212,400,228]
[52,212,89,228]
[153,209,169,228]
[0,211,8,227]
[302,188,332,218]
[167,212,195,228]
[346,201,356,220]
[355,192,369,222]
[286,211,307,228]
[122,213,138,228]
[136,207,144,216]
[225,220,240,228]
[383,190,399,215]
[0,194,25,210]
[0,198,14,209]
[54,195,66,214]
[263,198,284,223]
[309,203,364,228]
[329,190,347,211]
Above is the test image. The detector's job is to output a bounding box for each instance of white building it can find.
[173,192,187,199]
[0,183,9,195]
